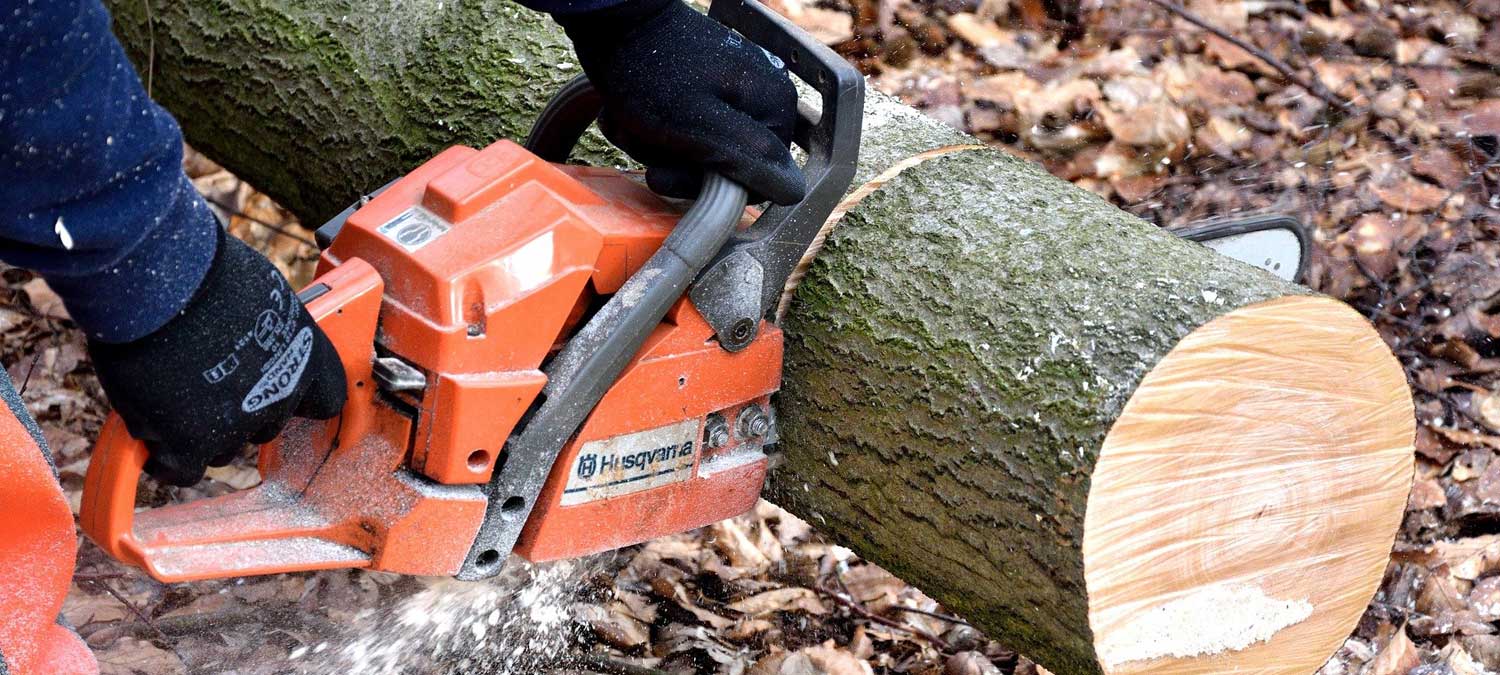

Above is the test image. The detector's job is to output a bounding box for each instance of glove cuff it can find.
[89,227,270,355]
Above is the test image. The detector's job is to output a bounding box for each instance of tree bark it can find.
[103,3,1414,673]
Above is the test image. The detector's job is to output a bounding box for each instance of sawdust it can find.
[1094,583,1313,669]
[294,556,605,674]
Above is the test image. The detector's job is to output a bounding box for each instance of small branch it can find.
[70,572,129,583]
[1144,0,1353,112]
[84,579,170,643]
[202,196,318,248]
[888,605,974,628]
[813,585,951,652]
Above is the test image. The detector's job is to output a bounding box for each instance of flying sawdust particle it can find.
[295,556,602,674]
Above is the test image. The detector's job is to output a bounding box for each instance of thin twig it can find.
[85,579,170,642]
[813,585,951,652]
[143,0,154,96]
[70,572,129,583]
[887,605,974,628]
[202,196,318,248]
[1144,0,1352,112]
[18,351,41,395]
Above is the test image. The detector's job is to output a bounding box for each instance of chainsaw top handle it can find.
[526,0,864,351]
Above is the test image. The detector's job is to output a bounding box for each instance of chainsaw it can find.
[78,0,863,582]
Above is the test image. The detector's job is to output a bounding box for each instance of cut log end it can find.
[1083,295,1414,674]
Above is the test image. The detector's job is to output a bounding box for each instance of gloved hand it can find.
[88,229,347,486]
[557,0,805,205]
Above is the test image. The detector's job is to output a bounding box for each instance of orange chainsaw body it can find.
[81,139,777,580]
[82,0,865,583]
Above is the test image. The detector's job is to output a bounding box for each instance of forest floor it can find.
[5,0,1500,673]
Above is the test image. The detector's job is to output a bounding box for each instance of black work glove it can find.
[88,229,347,486]
[557,0,806,205]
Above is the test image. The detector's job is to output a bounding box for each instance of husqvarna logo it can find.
[377,207,451,252]
[242,327,314,413]
[577,454,598,479]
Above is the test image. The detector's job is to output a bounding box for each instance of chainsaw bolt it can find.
[704,414,731,448]
[737,406,771,439]
[730,318,755,344]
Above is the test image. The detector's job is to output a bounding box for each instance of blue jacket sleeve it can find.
[0,0,217,344]
[513,0,632,16]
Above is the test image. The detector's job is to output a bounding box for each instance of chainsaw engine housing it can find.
[320,140,778,563]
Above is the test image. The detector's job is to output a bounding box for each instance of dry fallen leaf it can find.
[1100,102,1191,147]
[770,0,852,44]
[710,518,773,573]
[946,13,1008,48]
[946,650,1002,675]
[1371,168,1451,213]
[1478,391,1500,431]
[21,278,69,321]
[1368,624,1421,675]
[1470,577,1500,620]
[98,637,186,675]
[770,646,874,675]
[1409,476,1447,510]
[1016,80,1104,154]
[1349,213,1400,279]
[574,602,651,649]
[841,564,907,612]
[1438,536,1500,580]
[730,588,829,617]
[1444,642,1488,675]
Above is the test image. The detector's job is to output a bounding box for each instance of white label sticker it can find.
[561,419,700,506]
[377,206,451,251]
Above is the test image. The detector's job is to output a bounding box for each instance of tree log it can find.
[104,3,1414,673]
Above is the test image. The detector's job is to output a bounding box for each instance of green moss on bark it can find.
[106,0,621,223]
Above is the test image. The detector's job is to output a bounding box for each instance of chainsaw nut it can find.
[736,406,771,439]
[704,414,731,448]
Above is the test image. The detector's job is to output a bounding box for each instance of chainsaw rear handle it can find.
[79,274,369,576]
[525,0,864,351]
